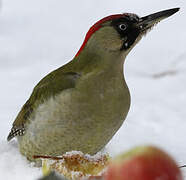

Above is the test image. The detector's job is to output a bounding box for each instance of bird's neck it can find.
[71,45,127,75]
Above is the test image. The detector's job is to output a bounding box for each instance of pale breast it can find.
[19,70,130,156]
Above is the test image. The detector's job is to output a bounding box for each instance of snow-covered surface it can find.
[0,0,186,179]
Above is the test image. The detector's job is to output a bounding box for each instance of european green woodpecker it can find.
[7,8,179,161]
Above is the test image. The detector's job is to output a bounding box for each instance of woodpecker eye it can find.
[119,24,127,31]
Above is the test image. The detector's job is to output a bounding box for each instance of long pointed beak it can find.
[137,8,180,32]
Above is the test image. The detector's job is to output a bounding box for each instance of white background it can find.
[0,0,185,179]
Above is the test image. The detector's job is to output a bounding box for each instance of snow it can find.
[0,0,186,179]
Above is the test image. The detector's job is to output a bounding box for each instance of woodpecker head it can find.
[75,8,179,58]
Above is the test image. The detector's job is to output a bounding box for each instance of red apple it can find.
[104,146,182,180]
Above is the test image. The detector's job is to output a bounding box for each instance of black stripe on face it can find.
[111,15,141,50]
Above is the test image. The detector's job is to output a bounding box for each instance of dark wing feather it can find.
[7,70,81,141]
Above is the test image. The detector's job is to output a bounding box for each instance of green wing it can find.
[7,69,81,141]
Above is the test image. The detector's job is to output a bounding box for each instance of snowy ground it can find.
[0,0,186,179]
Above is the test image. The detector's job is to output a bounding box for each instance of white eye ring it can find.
[119,24,127,31]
